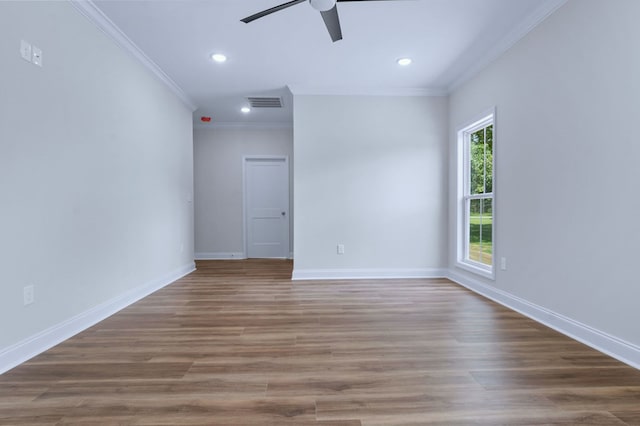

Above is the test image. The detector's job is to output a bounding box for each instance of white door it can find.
[244,157,290,258]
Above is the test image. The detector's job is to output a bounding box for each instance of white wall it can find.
[293,95,448,278]
[449,0,640,348]
[0,1,194,364]
[193,126,293,258]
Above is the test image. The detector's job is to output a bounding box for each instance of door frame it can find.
[242,155,290,259]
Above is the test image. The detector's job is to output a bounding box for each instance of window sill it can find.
[455,260,495,280]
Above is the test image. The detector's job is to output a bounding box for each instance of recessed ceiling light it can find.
[397,57,412,66]
[211,53,227,63]
[241,107,251,114]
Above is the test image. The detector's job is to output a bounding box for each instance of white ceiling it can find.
[88,0,564,126]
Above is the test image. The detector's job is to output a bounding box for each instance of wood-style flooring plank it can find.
[1,259,639,425]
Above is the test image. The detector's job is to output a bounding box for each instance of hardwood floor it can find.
[1,259,640,425]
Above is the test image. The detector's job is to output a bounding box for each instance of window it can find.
[457,111,494,278]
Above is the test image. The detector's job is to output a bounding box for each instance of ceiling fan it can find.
[241,0,393,43]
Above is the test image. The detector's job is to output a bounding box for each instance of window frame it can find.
[456,109,496,279]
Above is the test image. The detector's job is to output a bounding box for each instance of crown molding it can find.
[68,0,567,112]
[287,85,447,97]
[447,0,568,92]
[69,0,198,112]
[193,122,293,130]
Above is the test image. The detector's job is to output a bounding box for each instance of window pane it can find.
[470,129,484,195]
[485,125,493,193]
[468,198,493,266]
[480,198,493,266]
[470,124,493,195]
[468,199,481,262]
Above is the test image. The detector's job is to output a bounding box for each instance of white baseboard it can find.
[447,269,640,370]
[0,262,196,375]
[292,268,448,281]
[195,252,245,260]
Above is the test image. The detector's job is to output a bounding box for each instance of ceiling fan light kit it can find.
[241,0,394,43]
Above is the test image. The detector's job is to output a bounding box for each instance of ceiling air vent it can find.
[247,97,283,108]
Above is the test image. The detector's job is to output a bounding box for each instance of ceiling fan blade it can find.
[320,5,343,42]
[241,0,306,23]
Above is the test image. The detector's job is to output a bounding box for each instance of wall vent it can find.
[247,97,283,108]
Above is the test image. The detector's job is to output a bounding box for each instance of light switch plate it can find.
[20,40,32,62]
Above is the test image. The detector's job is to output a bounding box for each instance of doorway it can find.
[243,156,290,259]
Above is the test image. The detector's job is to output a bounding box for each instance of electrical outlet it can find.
[23,285,34,306]
[337,244,345,255]
[31,46,42,67]
[500,257,507,271]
